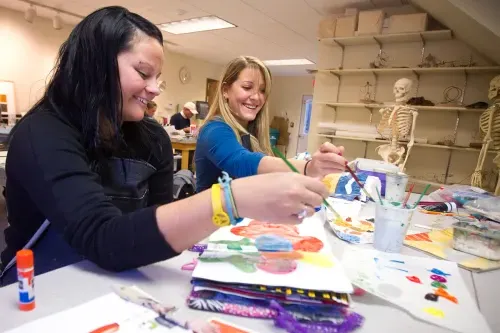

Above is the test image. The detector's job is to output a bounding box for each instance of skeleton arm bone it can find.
[472,106,498,188]
[400,110,418,171]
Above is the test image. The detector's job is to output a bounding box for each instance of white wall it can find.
[310,11,498,190]
[0,6,222,121]
[269,76,313,157]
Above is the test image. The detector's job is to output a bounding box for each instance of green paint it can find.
[210,238,254,250]
[199,253,260,273]
[431,281,447,289]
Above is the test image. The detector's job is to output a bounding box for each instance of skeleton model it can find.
[376,78,419,171]
[471,75,500,194]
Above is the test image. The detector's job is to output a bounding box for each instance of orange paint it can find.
[435,288,458,304]
[405,232,432,242]
[231,220,324,252]
[261,251,303,260]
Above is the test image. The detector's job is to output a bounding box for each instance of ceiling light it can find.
[24,5,36,23]
[263,59,315,66]
[159,16,235,35]
[53,13,62,30]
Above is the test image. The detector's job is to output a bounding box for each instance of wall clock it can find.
[179,66,191,84]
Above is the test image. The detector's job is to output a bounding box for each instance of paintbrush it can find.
[344,162,374,202]
[412,184,431,209]
[402,183,415,208]
[272,147,343,221]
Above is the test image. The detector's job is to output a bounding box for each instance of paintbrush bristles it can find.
[345,163,374,201]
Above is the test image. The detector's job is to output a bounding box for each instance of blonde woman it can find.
[195,56,347,193]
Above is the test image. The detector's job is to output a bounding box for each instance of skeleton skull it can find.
[393,78,413,103]
[488,75,500,101]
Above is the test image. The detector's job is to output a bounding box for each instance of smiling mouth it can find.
[243,103,258,110]
[135,96,149,106]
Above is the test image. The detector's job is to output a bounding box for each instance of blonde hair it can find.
[202,56,273,155]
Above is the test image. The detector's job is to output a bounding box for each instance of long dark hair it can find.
[14,6,163,157]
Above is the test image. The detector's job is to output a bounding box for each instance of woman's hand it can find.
[232,172,329,224]
[306,142,346,178]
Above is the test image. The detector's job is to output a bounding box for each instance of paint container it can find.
[374,202,415,253]
[384,172,409,203]
[452,221,500,260]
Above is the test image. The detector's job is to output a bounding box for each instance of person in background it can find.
[145,100,157,118]
[0,7,330,293]
[195,56,347,193]
[170,101,197,132]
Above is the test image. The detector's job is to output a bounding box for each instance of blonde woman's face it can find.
[223,67,266,125]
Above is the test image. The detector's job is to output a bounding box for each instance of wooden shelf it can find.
[315,101,487,113]
[309,66,500,76]
[319,30,453,47]
[316,134,498,153]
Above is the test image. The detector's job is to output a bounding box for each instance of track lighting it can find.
[52,13,62,30]
[24,4,36,23]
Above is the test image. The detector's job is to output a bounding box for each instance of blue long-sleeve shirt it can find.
[195,120,265,192]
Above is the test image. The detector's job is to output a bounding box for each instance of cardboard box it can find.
[335,16,356,37]
[386,13,428,34]
[356,10,384,36]
[318,16,336,39]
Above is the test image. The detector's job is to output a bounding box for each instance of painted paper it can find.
[404,228,500,272]
[192,219,353,293]
[341,247,491,333]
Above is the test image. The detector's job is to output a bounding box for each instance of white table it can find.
[0,203,498,333]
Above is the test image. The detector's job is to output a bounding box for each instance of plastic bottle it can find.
[17,249,35,311]
[422,202,457,213]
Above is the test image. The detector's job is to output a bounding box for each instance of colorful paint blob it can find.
[231,220,324,252]
[431,281,447,289]
[406,276,422,284]
[428,268,451,276]
[435,288,458,304]
[424,307,445,318]
[430,274,447,283]
[425,293,439,302]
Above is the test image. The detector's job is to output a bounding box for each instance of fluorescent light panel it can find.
[159,16,235,34]
[263,59,315,66]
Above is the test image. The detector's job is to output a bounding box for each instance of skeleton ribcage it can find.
[377,107,413,140]
[480,105,500,150]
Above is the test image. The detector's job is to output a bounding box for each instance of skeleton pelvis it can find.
[376,144,406,165]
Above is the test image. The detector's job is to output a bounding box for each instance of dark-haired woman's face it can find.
[117,35,164,122]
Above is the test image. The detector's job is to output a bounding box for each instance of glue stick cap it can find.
[16,249,33,268]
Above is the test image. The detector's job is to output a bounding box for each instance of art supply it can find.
[272,147,343,221]
[452,221,500,260]
[89,323,120,333]
[402,183,415,208]
[255,234,293,252]
[375,186,384,205]
[384,172,408,203]
[422,202,457,213]
[17,249,35,311]
[341,247,492,333]
[412,184,431,209]
[373,202,415,253]
[344,162,374,202]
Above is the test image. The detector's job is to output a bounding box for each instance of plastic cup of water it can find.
[385,172,408,203]
[374,202,415,253]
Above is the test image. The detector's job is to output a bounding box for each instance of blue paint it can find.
[255,234,293,252]
[386,266,409,273]
[374,257,379,264]
[428,268,451,276]
[390,260,405,264]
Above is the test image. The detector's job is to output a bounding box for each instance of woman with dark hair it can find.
[0,6,329,286]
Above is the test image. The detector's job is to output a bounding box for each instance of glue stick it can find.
[16,249,35,311]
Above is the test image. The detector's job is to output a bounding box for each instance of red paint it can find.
[231,220,324,252]
[257,258,297,274]
[406,276,422,284]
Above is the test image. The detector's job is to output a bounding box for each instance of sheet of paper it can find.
[5,293,190,333]
[341,247,491,333]
[193,218,353,293]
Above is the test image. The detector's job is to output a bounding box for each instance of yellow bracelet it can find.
[211,184,230,227]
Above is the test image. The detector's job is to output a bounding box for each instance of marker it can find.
[17,249,35,311]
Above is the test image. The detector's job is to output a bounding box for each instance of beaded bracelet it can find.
[218,171,243,225]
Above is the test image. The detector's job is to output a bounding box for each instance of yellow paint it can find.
[308,291,315,297]
[259,286,266,291]
[276,288,282,293]
[424,307,445,318]
[297,289,304,294]
[323,293,330,299]
[286,289,292,295]
[298,252,334,267]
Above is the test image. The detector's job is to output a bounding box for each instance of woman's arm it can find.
[10,113,328,271]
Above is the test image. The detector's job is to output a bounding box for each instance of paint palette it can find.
[341,247,491,333]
